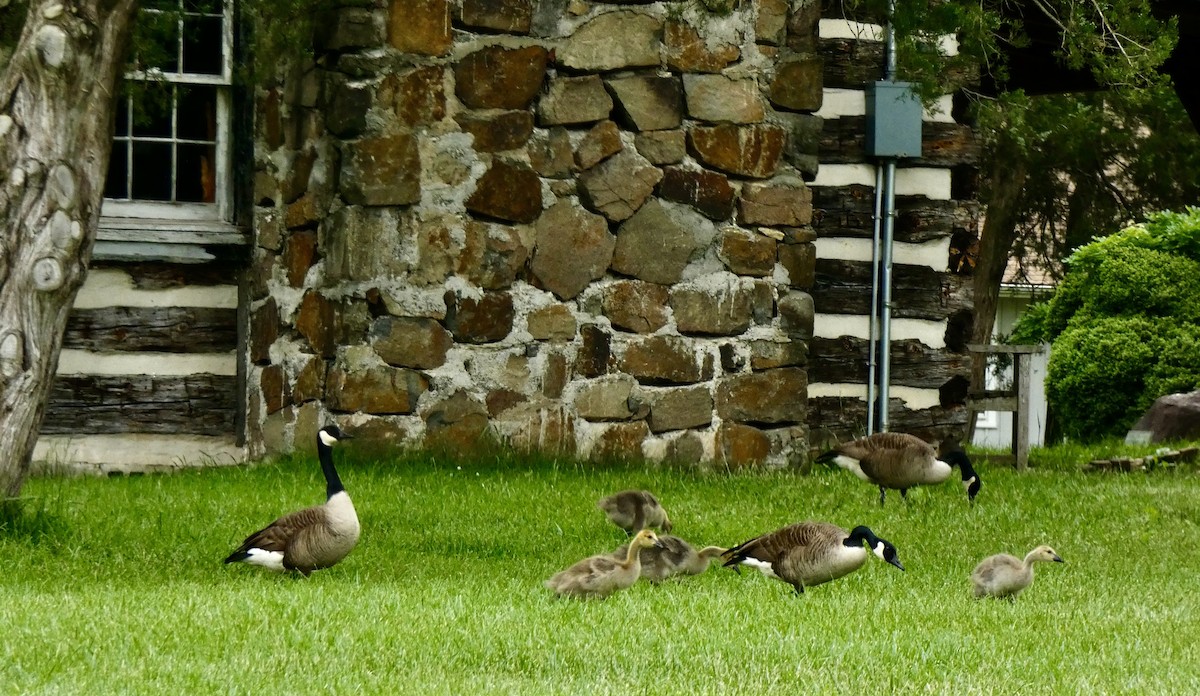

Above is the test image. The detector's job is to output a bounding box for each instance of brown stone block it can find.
[716,367,807,424]
[590,421,651,462]
[779,241,815,288]
[327,365,430,414]
[664,19,739,73]
[770,56,824,112]
[249,297,279,365]
[528,128,574,178]
[295,291,338,358]
[574,375,639,421]
[381,65,447,127]
[646,385,713,432]
[600,280,669,334]
[670,281,755,336]
[444,291,515,344]
[455,110,534,153]
[466,160,543,224]
[527,303,578,341]
[717,422,771,466]
[576,324,611,377]
[718,228,777,277]
[284,194,321,230]
[460,0,533,34]
[543,350,569,398]
[688,124,786,179]
[341,133,421,206]
[487,388,527,417]
[539,75,613,126]
[683,74,766,124]
[749,339,808,370]
[424,392,491,451]
[620,334,712,385]
[739,177,813,227]
[282,230,318,287]
[388,0,452,56]
[455,45,548,110]
[635,130,686,165]
[292,355,327,403]
[532,201,614,300]
[579,150,662,222]
[574,120,624,171]
[658,166,736,220]
[260,364,290,415]
[558,11,662,71]
[370,316,453,369]
[605,75,685,132]
[612,200,702,285]
[457,220,529,290]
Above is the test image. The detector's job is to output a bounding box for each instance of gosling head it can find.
[1029,545,1064,564]
[318,424,353,447]
[942,449,981,504]
[632,529,664,550]
[849,526,905,572]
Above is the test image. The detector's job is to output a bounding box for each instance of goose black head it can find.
[318,424,353,447]
[941,449,981,504]
[847,526,905,572]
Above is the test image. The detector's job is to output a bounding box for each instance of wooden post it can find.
[967,344,1044,470]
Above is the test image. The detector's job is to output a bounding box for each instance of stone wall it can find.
[245,0,974,466]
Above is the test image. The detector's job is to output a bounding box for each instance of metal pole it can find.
[867,166,884,435]
[879,160,897,432]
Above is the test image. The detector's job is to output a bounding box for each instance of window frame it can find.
[98,0,244,256]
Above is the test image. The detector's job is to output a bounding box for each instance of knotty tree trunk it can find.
[966,129,1029,441]
[0,0,138,497]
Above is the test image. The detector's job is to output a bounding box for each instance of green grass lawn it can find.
[2,447,1199,694]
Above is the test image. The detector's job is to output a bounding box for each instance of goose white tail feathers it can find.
[224,424,360,576]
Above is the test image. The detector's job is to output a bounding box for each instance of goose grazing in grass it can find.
[612,534,727,583]
[971,545,1064,599]
[721,521,904,595]
[597,490,672,534]
[224,424,359,576]
[545,529,665,599]
[817,432,981,506]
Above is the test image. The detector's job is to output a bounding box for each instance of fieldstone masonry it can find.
[247,0,866,468]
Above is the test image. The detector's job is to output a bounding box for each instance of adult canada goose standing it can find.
[817,432,982,506]
[721,521,904,595]
[545,529,665,599]
[597,490,673,534]
[612,534,727,583]
[971,545,1064,599]
[224,424,360,576]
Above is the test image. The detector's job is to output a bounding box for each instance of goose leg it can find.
[791,582,805,596]
[878,486,887,507]
[899,488,908,501]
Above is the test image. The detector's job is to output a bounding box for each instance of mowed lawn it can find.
[2,449,1199,694]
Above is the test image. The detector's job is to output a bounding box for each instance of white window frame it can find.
[98,0,243,256]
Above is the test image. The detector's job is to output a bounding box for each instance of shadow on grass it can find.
[0,496,68,544]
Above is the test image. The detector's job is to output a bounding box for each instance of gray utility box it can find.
[866,81,923,158]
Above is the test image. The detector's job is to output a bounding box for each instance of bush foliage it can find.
[1012,208,1200,440]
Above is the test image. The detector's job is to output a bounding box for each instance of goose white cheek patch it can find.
[873,542,886,561]
[962,476,976,492]
[319,431,338,446]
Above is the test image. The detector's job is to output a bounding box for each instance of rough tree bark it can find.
[0,0,138,497]
[966,129,1029,441]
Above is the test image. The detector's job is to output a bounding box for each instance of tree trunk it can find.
[0,0,138,497]
[967,129,1030,441]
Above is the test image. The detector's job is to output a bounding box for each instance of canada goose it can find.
[721,521,904,595]
[597,490,673,534]
[612,534,727,583]
[545,529,665,599]
[817,432,982,506]
[971,545,1064,599]
[224,424,359,576]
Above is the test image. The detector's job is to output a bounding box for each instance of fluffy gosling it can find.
[612,534,727,583]
[597,490,672,534]
[545,529,665,599]
[971,545,1064,599]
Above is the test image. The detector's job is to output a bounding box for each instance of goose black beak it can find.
[888,558,905,572]
[1053,555,1064,563]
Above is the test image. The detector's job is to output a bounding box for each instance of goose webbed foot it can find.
[878,486,887,507]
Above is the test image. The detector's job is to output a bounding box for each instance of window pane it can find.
[177,144,217,202]
[143,0,180,10]
[114,97,130,136]
[136,11,180,73]
[130,84,174,138]
[182,16,223,75]
[177,86,217,142]
[184,0,223,15]
[130,142,174,201]
[104,142,131,199]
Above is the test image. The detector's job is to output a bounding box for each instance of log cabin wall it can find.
[35,259,246,473]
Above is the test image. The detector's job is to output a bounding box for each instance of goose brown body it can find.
[612,535,727,583]
[971,545,1063,599]
[597,490,672,534]
[546,529,662,598]
[224,425,359,576]
[820,432,981,505]
[721,521,904,594]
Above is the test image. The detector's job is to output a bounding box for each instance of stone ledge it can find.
[33,434,246,475]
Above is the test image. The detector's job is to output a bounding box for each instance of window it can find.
[100,0,240,250]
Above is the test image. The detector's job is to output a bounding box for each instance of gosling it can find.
[612,534,727,583]
[597,490,672,535]
[817,432,981,506]
[545,529,665,599]
[722,521,904,595]
[971,545,1064,599]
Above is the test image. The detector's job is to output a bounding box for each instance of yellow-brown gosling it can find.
[817,432,981,506]
[612,534,727,583]
[721,521,904,595]
[545,529,664,599]
[224,425,359,576]
[971,545,1064,599]
[597,490,672,534]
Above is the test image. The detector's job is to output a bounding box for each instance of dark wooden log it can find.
[820,117,980,167]
[809,336,971,387]
[63,307,238,353]
[91,260,242,289]
[42,374,237,435]
[806,397,971,448]
[820,38,979,91]
[812,185,982,243]
[812,259,973,320]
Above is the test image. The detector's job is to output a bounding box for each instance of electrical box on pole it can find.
[865,81,923,158]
